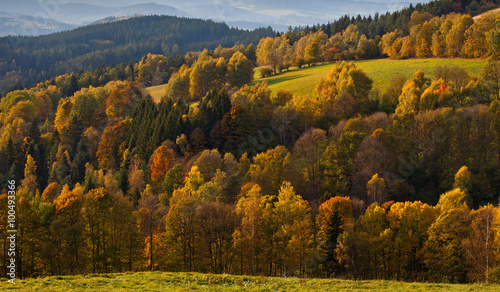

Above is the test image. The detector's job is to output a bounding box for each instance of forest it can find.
[0,0,500,285]
[0,15,273,94]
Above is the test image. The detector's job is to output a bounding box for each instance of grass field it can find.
[144,58,487,102]
[144,84,166,103]
[1,272,500,291]
[253,58,487,98]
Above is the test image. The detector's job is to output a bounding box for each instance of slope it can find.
[254,59,487,97]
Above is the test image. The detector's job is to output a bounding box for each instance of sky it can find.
[48,0,431,10]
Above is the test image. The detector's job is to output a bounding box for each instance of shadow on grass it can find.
[262,72,310,86]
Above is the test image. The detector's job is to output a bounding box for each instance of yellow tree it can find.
[164,64,191,102]
[165,188,200,271]
[422,188,471,282]
[233,184,265,275]
[446,14,473,58]
[415,21,434,58]
[314,61,372,107]
[272,182,313,276]
[462,13,496,58]
[227,51,254,87]
[249,145,293,196]
[463,204,497,282]
[83,188,113,273]
[366,173,387,205]
[387,201,438,280]
[21,154,37,195]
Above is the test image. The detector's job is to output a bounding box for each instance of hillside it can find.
[1,272,499,291]
[252,59,487,97]
[0,15,274,93]
[474,7,500,20]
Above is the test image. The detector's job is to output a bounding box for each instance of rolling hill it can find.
[253,59,487,97]
[0,15,274,94]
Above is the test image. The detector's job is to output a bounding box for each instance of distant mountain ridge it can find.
[0,12,76,37]
[0,0,431,36]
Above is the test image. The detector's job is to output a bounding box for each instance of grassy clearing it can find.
[1,272,499,291]
[145,58,486,102]
[143,84,167,103]
[253,58,487,98]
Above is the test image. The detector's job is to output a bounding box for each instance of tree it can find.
[21,154,38,195]
[127,154,145,204]
[272,182,313,276]
[249,145,293,196]
[387,201,438,280]
[138,185,166,271]
[149,145,176,185]
[481,59,500,101]
[227,51,254,88]
[415,21,433,58]
[463,204,497,282]
[423,189,471,283]
[51,190,84,273]
[314,61,372,119]
[256,37,283,74]
[196,202,238,273]
[83,188,113,273]
[394,70,430,122]
[366,173,387,205]
[96,118,131,170]
[322,131,366,198]
[160,163,183,204]
[105,89,133,121]
[293,128,327,199]
[233,184,265,275]
[189,57,219,99]
[230,82,273,129]
[165,188,200,271]
[305,42,320,65]
[446,14,473,58]
[316,196,352,276]
[164,64,191,102]
[41,182,60,203]
[193,149,223,182]
[453,165,472,192]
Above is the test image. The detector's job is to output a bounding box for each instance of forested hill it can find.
[301,0,499,38]
[0,15,274,94]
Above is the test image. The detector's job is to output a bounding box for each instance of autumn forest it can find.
[1,0,500,286]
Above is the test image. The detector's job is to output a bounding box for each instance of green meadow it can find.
[254,58,487,97]
[1,272,499,291]
[144,58,486,102]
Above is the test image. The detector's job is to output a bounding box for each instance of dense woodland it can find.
[0,15,273,94]
[1,0,500,285]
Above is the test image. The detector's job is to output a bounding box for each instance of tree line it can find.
[255,9,500,75]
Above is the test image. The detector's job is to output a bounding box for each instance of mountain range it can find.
[0,0,430,36]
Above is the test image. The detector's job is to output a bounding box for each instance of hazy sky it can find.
[8,0,433,30]
[55,0,431,8]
